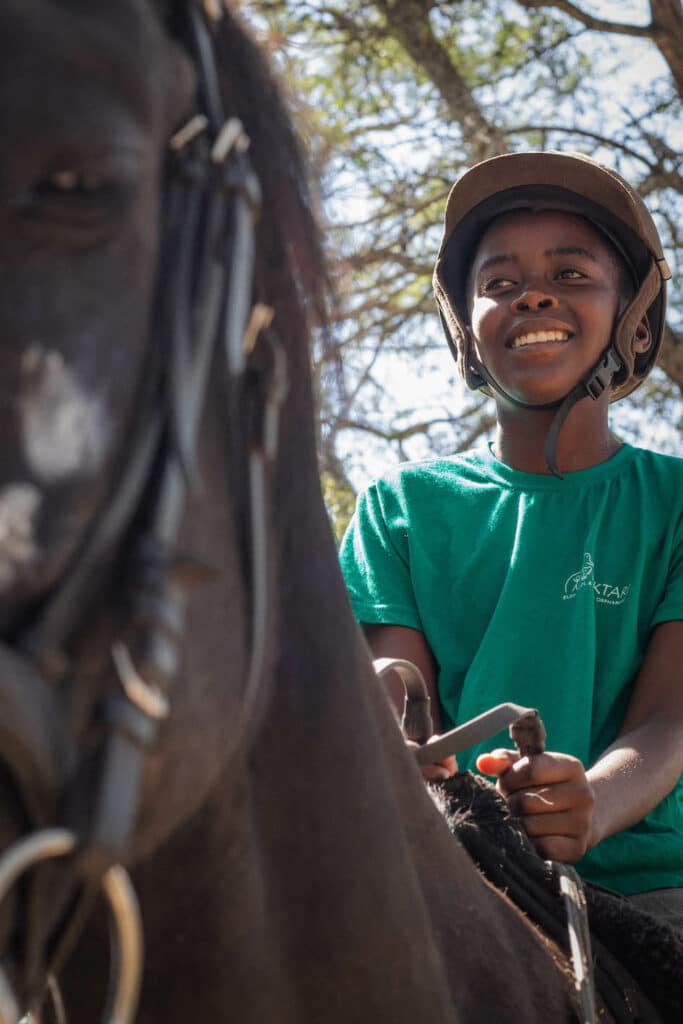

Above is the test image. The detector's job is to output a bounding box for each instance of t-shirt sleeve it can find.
[651,510,683,626]
[339,481,422,631]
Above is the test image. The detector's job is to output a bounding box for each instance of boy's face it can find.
[467,210,623,406]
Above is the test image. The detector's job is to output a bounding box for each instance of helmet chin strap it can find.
[470,345,623,478]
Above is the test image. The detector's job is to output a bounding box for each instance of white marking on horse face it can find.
[20,346,112,483]
[0,483,41,591]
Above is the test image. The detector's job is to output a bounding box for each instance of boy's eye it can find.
[481,276,515,293]
[556,268,586,280]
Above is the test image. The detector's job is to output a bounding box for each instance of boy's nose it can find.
[512,288,559,312]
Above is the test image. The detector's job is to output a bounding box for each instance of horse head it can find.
[0,3,332,1013]
[0,0,327,821]
[0,0,194,629]
[0,5,589,1024]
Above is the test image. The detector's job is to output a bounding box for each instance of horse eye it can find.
[49,171,78,191]
[40,170,104,195]
[22,161,137,232]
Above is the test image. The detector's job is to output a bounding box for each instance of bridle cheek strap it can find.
[469,346,622,478]
[542,346,622,478]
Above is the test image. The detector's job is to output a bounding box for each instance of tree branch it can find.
[503,124,656,170]
[335,415,458,443]
[457,412,497,451]
[516,0,655,38]
[650,0,683,94]
[658,326,683,395]
[518,0,683,95]
[372,0,507,160]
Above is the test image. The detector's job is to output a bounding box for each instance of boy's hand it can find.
[476,750,595,862]
[407,737,458,782]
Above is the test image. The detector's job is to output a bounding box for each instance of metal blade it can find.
[414,702,536,765]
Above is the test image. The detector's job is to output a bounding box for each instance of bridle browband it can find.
[0,4,286,1021]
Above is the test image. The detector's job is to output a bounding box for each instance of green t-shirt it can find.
[339,443,683,895]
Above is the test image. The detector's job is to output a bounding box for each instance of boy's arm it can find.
[480,619,683,862]
[587,618,683,847]
[363,623,442,727]
[364,623,456,781]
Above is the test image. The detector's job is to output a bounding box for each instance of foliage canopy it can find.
[243,0,683,528]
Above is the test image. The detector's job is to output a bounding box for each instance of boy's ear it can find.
[633,318,651,354]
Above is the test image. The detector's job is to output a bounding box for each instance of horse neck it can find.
[61,366,578,1023]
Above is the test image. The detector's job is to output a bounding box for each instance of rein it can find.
[0,4,286,1022]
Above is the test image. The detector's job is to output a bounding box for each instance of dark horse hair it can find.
[159,0,329,347]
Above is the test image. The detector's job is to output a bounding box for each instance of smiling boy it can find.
[340,152,683,925]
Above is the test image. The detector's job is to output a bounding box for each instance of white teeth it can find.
[512,330,570,348]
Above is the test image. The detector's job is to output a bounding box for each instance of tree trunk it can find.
[659,327,683,394]
[373,0,506,160]
[651,0,683,96]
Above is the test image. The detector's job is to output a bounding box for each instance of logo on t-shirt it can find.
[563,552,631,606]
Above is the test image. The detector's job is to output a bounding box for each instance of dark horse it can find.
[0,2,587,1021]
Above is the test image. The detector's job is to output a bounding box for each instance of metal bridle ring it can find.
[0,830,142,1024]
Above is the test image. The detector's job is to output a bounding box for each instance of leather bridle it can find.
[0,3,285,1021]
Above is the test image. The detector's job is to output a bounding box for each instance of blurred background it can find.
[242,0,683,539]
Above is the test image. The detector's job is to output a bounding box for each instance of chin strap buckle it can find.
[657,256,672,282]
[585,347,622,401]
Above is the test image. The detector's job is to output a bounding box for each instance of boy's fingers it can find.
[421,759,457,781]
[423,746,458,779]
[407,737,458,779]
[507,779,594,818]
[425,735,458,773]
[497,752,588,793]
[476,749,519,777]
[527,833,588,864]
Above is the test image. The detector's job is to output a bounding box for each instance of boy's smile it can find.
[467,211,623,406]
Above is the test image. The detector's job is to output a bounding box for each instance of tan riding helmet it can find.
[433,151,672,403]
